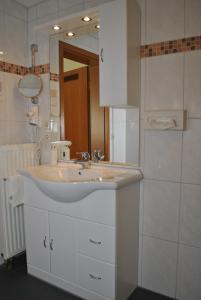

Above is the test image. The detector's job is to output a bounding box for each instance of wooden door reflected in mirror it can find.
[59,41,109,160]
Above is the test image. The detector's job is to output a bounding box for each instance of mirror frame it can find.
[18,73,43,101]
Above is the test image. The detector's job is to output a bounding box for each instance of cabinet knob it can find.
[50,238,54,251]
[100,48,104,62]
[89,239,102,245]
[43,236,47,248]
[89,273,102,280]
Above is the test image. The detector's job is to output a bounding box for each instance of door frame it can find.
[59,41,110,160]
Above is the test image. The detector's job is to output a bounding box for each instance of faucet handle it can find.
[92,150,105,162]
[76,152,90,161]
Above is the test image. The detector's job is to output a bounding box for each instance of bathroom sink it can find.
[19,163,142,203]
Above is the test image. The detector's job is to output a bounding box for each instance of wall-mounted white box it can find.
[144,110,187,131]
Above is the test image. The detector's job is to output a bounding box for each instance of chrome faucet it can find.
[74,152,91,169]
[92,150,105,163]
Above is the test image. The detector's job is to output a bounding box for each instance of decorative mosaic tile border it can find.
[30,64,49,75]
[0,61,28,75]
[140,35,201,58]
[50,73,59,82]
[1,35,201,76]
[0,62,50,76]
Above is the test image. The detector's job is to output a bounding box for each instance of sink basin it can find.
[19,163,142,203]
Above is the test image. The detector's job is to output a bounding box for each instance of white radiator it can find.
[0,143,40,260]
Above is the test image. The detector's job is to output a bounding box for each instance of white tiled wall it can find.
[0,0,32,146]
[139,0,201,299]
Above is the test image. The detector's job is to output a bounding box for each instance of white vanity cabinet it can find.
[99,0,141,108]
[23,178,140,300]
[24,207,76,282]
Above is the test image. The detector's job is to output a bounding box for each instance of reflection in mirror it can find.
[50,26,110,160]
[49,15,139,164]
[18,73,42,99]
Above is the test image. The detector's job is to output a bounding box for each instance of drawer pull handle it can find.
[89,273,102,280]
[43,236,47,248]
[50,239,53,251]
[89,239,102,245]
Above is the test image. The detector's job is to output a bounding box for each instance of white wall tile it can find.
[0,11,5,51]
[137,0,146,45]
[139,125,145,171]
[182,119,201,185]
[4,73,27,122]
[28,6,37,22]
[4,0,27,21]
[83,0,111,9]
[0,120,31,145]
[140,59,146,117]
[143,180,180,242]
[180,184,201,248]
[145,53,184,111]
[184,51,201,118]
[59,0,83,11]
[0,0,4,11]
[138,235,143,286]
[36,0,57,19]
[35,30,49,65]
[177,245,201,300]
[146,0,184,44]
[38,74,50,125]
[185,0,201,37]
[126,109,139,164]
[144,130,182,181]
[142,236,177,298]
[4,14,27,66]
[112,121,126,163]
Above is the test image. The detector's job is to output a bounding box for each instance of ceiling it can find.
[15,0,46,7]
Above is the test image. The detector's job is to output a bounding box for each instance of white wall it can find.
[0,0,34,145]
[139,0,201,299]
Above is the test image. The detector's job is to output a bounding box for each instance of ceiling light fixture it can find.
[0,51,4,55]
[67,32,75,37]
[53,25,61,31]
[95,24,100,29]
[82,16,92,22]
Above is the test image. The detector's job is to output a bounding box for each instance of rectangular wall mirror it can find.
[49,11,139,164]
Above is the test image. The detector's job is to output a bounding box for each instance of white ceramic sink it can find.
[19,162,142,203]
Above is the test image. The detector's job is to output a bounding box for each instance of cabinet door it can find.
[49,213,76,283]
[99,0,127,107]
[24,206,50,272]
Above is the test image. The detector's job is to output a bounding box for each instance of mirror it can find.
[49,13,139,164]
[49,20,111,160]
[18,73,42,99]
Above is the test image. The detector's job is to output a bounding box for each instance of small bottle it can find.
[50,144,57,165]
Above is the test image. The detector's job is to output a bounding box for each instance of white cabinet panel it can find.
[49,213,76,283]
[24,206,50,272]
[77,254,115,299]
[77,220,115,263]
[99,0,140,108]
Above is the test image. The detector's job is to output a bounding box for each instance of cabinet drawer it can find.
[77,254,115,299]
[78,190,116,226]
[78,221,115,264]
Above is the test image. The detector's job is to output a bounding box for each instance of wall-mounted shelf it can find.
[144,110,187,131]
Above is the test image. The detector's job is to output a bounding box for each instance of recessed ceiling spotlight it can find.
[53,25,61,31]
[95,24,100,29]
[67,32,75,37]
[0,51,4,55]
[82,16,92,22]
